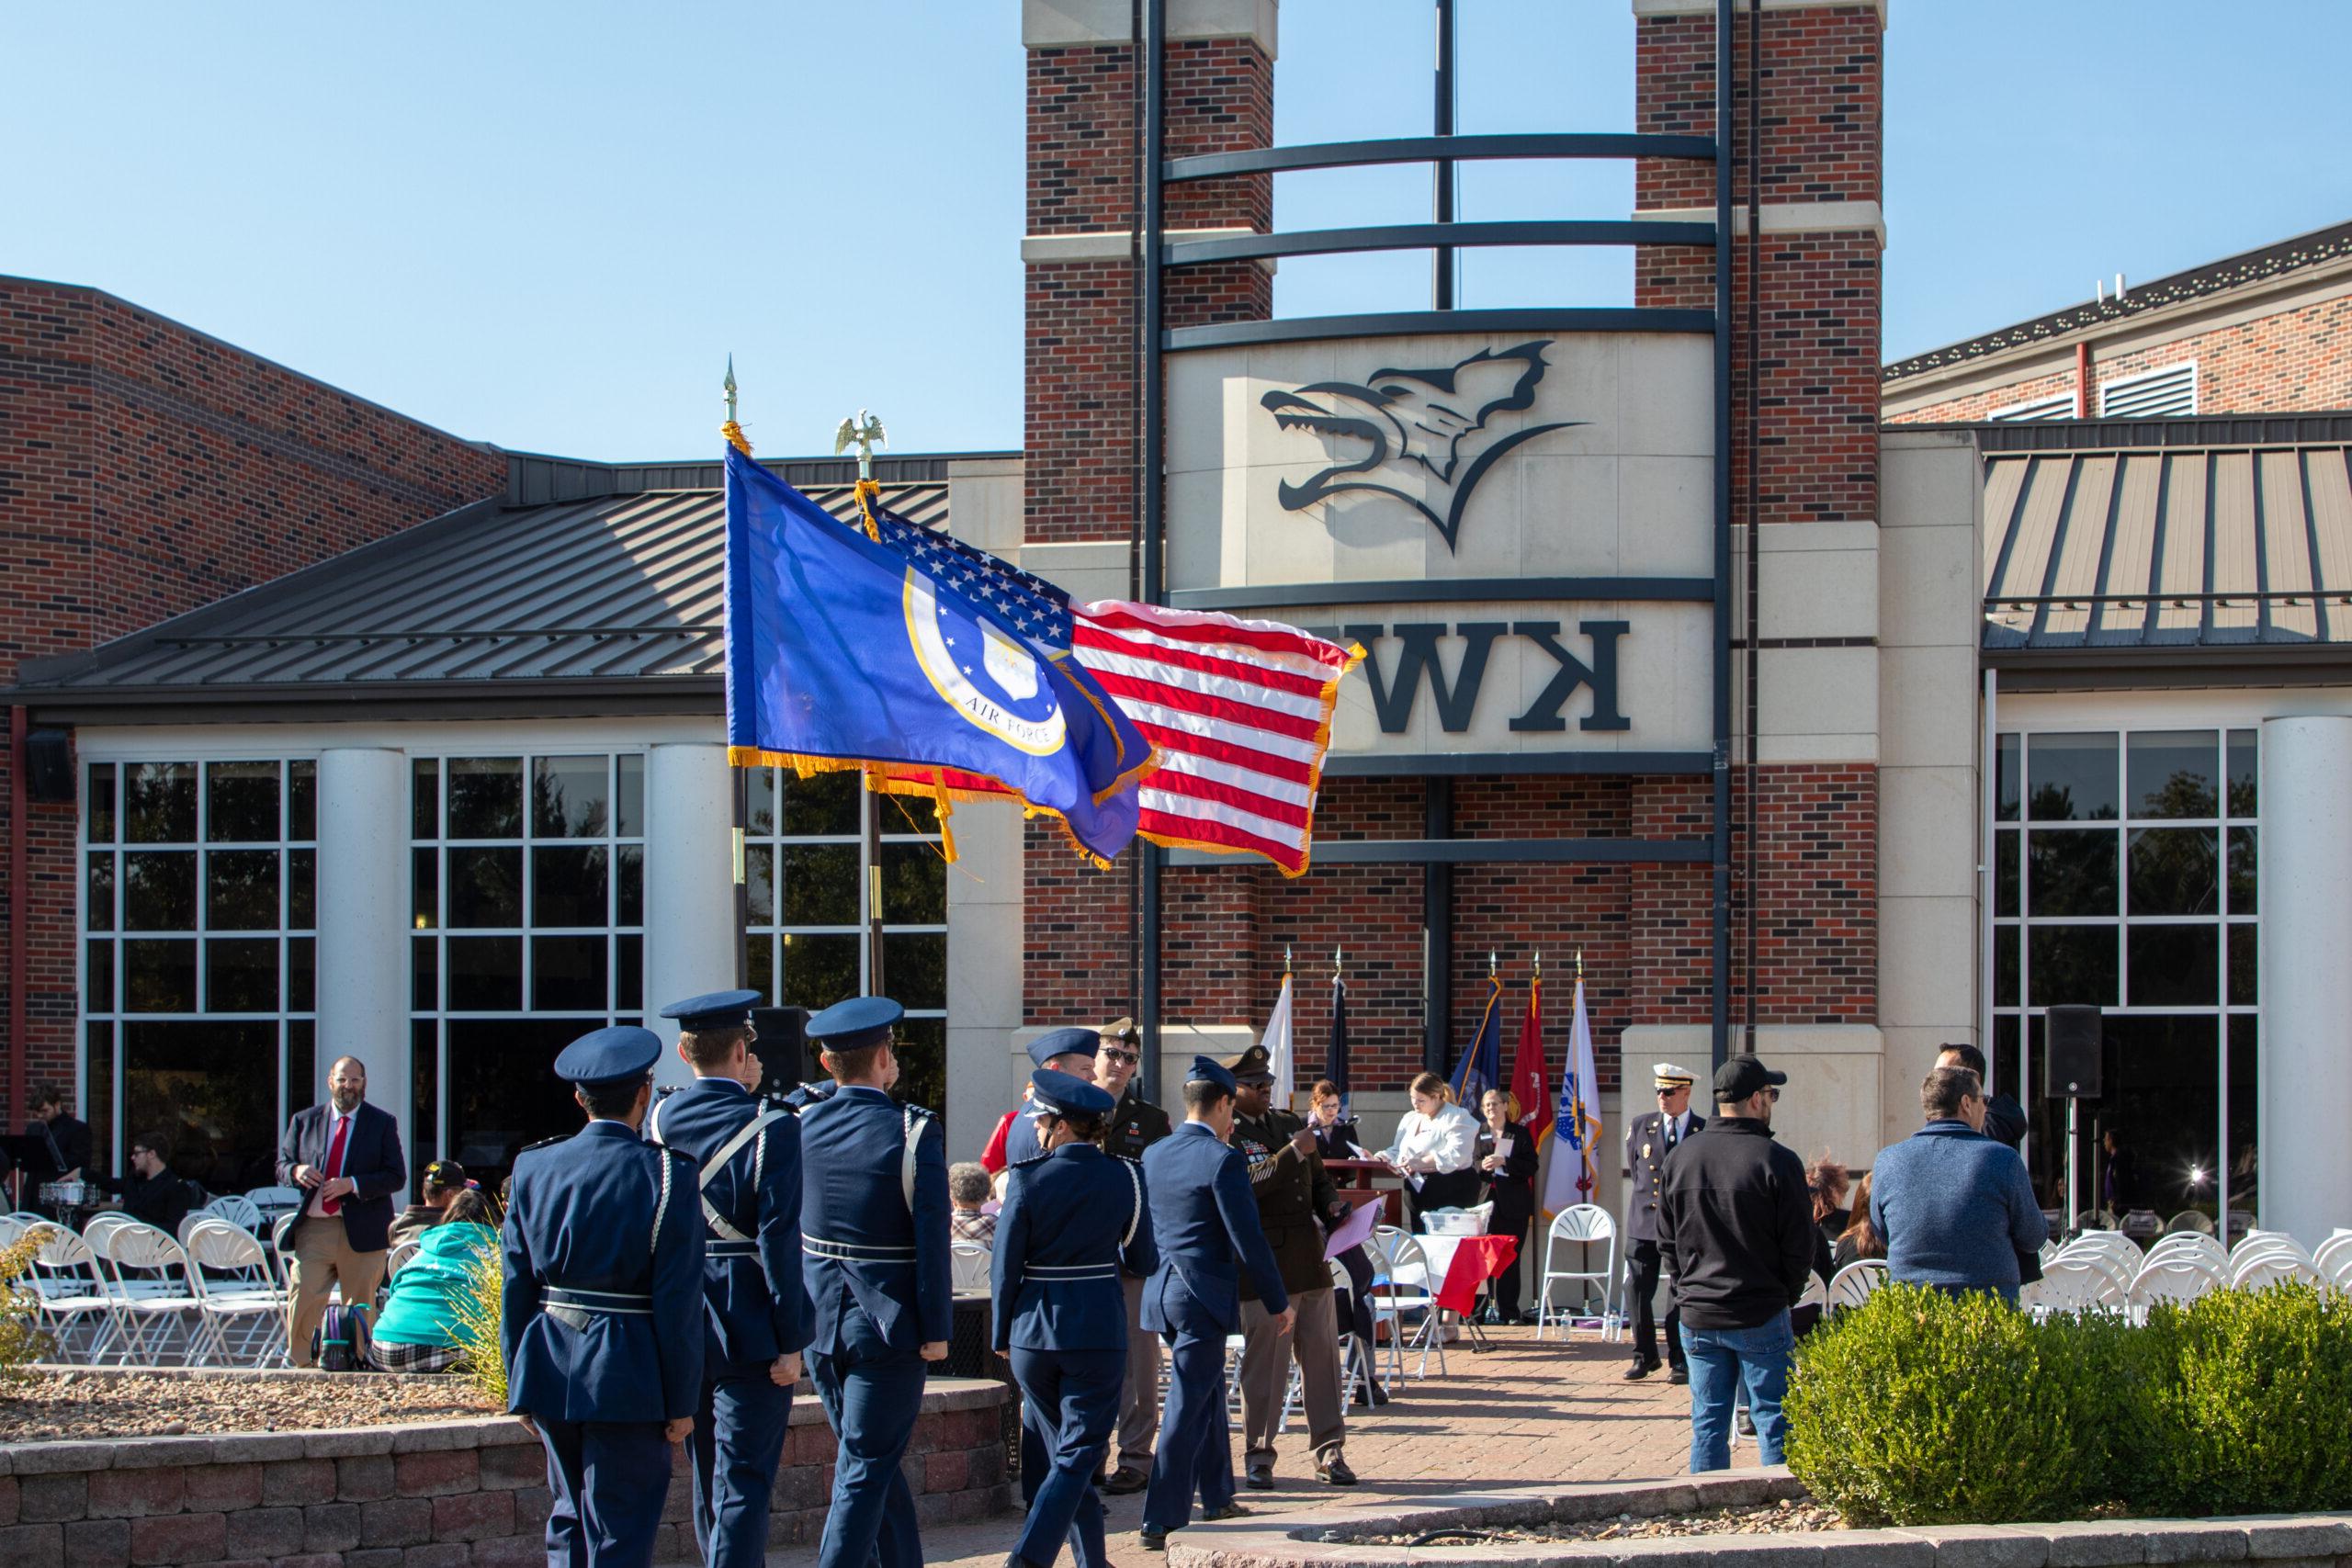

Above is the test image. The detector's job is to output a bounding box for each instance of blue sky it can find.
[5,3,2346,462]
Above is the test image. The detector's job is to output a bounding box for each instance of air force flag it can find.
[723,447,1154,864]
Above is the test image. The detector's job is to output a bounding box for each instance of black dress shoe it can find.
[1317,1453,1359,1486]
[1203,1503,1253,1521]
[1623,1359,1657,1381]
[1102,1464,1150,1495]
[1668,1363,1690,1385]
[1245,1463,1273,1490]
[1138,1529,1168,1553]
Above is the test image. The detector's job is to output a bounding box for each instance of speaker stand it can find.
[2064,1096,2080,1239]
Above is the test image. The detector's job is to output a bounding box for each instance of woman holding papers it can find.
[1475,1089,1541,1325]
[1379,1073,1482,1230]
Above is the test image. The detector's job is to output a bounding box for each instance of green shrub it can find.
[1784,1282,2129,1526]
[0,1231,57,1383]
[2134,1283,2352,1517]
[450,1252,507,1409]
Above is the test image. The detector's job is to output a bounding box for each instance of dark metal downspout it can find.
[1422,0,1461,1081]
[1742,0,1761,1050]
[1710,0,1736,1072]
[7,705,27,1137]
[1137,0,1167,1105]
[1432,0,1457,310]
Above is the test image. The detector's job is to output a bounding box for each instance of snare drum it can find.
[39,1179,96,1208]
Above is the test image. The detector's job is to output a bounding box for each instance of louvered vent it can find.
[2099,362,2198,418]
[1991,391,2079,422]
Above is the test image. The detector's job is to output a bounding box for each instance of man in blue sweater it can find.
[1871,1067,2048,1304]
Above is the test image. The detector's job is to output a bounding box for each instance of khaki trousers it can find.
[287,1216,387,1367]
[1116,1273,1161,1466]
[1238,1286,1345,1465]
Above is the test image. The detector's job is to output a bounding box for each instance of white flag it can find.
[1542,976,1606,1216]
[1262,970,1295,1109]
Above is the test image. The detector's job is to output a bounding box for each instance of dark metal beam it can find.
[1423,777,1452,1078]
[1137,0,1168,1105]
[1167,307,1714,351]
[1166,576,1715,611]
[1166,837,1711,867]
[1433,0,1457,311]
[1710,0,1736,1074]
[1322,750,1715,777]
[1162,131,1717,183]
[1165,220,1714,268]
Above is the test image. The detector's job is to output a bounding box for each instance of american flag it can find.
[875,508,1361,875]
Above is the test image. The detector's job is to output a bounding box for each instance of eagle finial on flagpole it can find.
[834,408,887,483]
[1488,950,1498,979]
[723,355,738,424]
[1284,944,1293,976]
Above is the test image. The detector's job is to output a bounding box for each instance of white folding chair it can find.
[1377,1233,1449,1379]
[184,1220,287,1366]
[1533,1205,1616,1341]
[1327,1255,1382,1408]
[2312,1233,2352,1284]
[82,1213,134,1256]
[2065,1230,2143,1272]
[2232,1249,2324,1293]
[949,1241,991,1295]
[2032,1258,2125,1317]
[2145,1232,2226,1270]
[0,1215,22,1250]
[22,1223,120,1363]
[2127,1255,2225,1320]
[1796,1271,1827,1313]
[386,1239,423,1279]
[2162,1209,2215,1235]
[204,1194,266,1234]
[1826,1258,1886,1314]
[99,1221,218,1365]
[243,1185,304,1218]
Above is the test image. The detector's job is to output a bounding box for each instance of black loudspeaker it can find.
[751,1006,809,1096]
[2044,1005,2104,1098]
[23,728,74,804]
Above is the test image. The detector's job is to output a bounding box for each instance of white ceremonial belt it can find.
[1023,1263,1119,1280]
[544,1287,651,1314]
[707,1239,759,1259]
[802,1235,917,1261]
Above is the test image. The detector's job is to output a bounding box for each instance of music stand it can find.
[0,1134,55,1212]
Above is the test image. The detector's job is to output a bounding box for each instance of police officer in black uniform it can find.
[1091,1017,1170,1495]
[1623,1062,1702,1383]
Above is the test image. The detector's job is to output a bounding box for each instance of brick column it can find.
[1019,1,1276,1035]
[1628,0,1886,1037]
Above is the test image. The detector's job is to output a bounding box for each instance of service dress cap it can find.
[806,995,903,1051]
[658,987,765,1033]
[1225,1043,1275,1085]
[1185,1055,1238,1095]
[1652,1062,1699,1090]
[1098,1016,1140,1042]
[1028,1067,1116,1120]
[555,1025,663,1088]
[1028,1027,1102,1069]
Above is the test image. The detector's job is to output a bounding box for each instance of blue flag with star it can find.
[722,448,1153,863]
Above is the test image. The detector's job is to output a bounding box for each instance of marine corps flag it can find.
[1506,972,1552,1144]
[722,446,1154,864]
[1449,972,1503,1107]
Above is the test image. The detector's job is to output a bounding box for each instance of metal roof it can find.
[1980,417,2352,662]
[1885,218,2352,383]
[11,473,952,716]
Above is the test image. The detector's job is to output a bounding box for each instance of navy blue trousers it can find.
[1141,1323,1235,1534]
[1008,1346,1122,1568]
[536,1416,671,1568]
[685,1354,792,1568]
[808,1312,925,1568]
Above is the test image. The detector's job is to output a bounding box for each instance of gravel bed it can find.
[0,1368,498,1443]
[1363,1498,1849,1545]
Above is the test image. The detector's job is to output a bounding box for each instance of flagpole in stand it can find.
[726,357,750,990]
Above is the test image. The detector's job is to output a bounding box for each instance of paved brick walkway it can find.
[766,1324,1731,1567]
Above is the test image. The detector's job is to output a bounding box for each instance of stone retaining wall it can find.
[0,1377,1012,1567]
[1174,1472,2352,1568]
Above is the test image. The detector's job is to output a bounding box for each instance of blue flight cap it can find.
[1028,1027,1101,1069]
[659,988,764,1033]
[1185,1055,1237,1095]
[807,995,903,1052]
[1029,1067,1116,1120]
[554,1025,662,1089]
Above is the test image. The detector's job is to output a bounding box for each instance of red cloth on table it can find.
[1432,1235,1518,1314]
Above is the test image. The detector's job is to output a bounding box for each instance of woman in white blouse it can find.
[1380,1071,1484,1229]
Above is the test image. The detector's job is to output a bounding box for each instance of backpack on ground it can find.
[318,1302,370,1371]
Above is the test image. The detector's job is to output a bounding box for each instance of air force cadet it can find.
[797,996,951,1568]
[649,990,810,1568]
[1623,1062,1702,1383]
[502,1026,704,1568]
[1137,1056,1291,1552]
[999,1028,1101,1170]
[994,1067,1159,1568]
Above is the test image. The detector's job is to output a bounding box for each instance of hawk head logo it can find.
[1258,340,1581,551]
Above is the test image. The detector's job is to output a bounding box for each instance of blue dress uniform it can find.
[649,989,811,1568]
[502,1027,705,1568]
[796,997,952,1568]
[993,1069,1159,1568]
[1138,1057,1290,1548]
[1002,1027,1102,1168]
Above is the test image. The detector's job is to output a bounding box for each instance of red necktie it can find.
[322,1116,349,1216]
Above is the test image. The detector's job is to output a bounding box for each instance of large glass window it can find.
[1989,728,2257,1241]
[412,754,645,1181]
[741,768,948,1118]
[82,759,318,1188]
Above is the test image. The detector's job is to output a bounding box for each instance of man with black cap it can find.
[502,1025,705,1567]
[1228,1043,1356,1490]
[994,1066,1159,1568]
[1092,1016,1170,1495]
[797,995,950,1568]
[1622,1062,1702,1383]
[649,989,809,1568]
[1656,1055,1812,1473]
[1136,1055,1292,1552]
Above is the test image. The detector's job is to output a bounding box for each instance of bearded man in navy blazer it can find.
[276,1055,407,1366]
